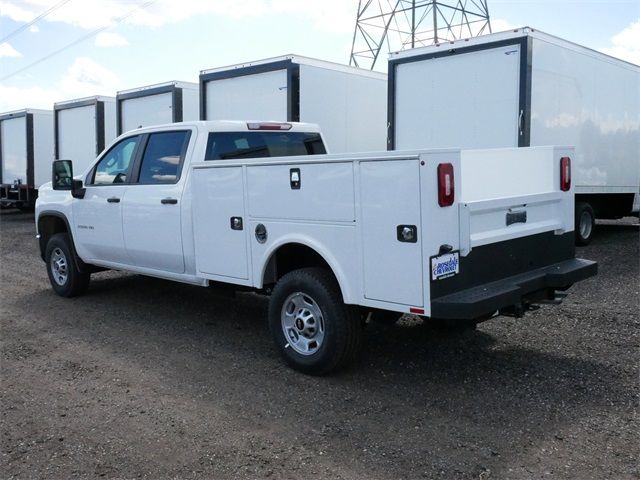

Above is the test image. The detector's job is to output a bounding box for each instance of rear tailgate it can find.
[427,146,596,319]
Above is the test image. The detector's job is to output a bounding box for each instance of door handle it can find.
[106,197,120,203]
[161,198,178,205]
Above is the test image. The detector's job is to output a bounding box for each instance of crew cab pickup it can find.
[36,121,597,374]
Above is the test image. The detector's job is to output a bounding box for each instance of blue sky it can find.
[0,0,638,112]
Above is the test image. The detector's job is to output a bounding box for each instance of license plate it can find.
[431,252,459,280]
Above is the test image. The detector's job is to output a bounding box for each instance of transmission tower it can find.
[350,0,492,70]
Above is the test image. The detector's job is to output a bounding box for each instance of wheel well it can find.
[37,215,69,260]
[263,243,339,289]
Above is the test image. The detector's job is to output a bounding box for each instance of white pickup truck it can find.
[36,121,596,374]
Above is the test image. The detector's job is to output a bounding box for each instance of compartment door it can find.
[360,160,423,307]
[192,166,249,280]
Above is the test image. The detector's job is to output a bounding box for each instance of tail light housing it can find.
[437,163,455,207]
[560,156,571,191]
[247,122,292,131]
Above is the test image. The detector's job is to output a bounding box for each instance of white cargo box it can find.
[388,27,640,224]
[200,55,387,153]
[116,81,199,135]
[0,109,53,192]
[54,96,116,175]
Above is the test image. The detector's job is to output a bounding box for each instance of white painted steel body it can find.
[0,109,53,188]
[391,28,639,201]
[201,55,387,153]
[36,120,575,316]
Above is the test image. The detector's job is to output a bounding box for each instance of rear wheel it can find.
[45,233,90,297]
[575,202,595,246]
[268,268,362,375]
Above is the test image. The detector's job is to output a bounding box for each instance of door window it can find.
[91,136,139,185]
[137,131,191,184]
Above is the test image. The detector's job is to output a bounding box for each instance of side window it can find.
[137,131,191,184]
[91,136,139,185]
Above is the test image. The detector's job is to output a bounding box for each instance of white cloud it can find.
[95,32,129,47]
[0,42,22,57]
[599,20,640,65]
[29,24,39,32]
[60,57,120,96]
[489,18,521,34]
[0,57,121,111]
[0,0,357,32]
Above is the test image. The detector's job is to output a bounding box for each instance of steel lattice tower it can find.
[350,0,491,70]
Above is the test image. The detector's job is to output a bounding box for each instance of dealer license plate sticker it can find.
[431,252,460,280]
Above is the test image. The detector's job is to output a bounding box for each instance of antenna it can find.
[350,0,492,70]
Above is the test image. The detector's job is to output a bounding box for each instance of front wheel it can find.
[268,268,362,375]
[45,233,90,297]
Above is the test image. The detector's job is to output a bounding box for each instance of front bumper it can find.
[430,258,597,320]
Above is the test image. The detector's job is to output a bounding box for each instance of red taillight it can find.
[560,156,571,191]
[247,122,292,131]
[437,163,455,207]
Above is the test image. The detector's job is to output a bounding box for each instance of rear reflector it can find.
[560,157,571,191]
[437,163,455,207]
[409,307,424,315]
[247,122,292,131]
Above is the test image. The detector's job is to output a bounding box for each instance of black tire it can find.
[575,202,595,246]
[425,317,477,332]
[369,309,404,326]
[45,233,90,297]
[268,268,362,375]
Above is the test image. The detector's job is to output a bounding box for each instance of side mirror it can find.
[52,160,73,190]
[52,159,85,199]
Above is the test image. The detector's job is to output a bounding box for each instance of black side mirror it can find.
[52,159,85,199]
[52,160,73,190]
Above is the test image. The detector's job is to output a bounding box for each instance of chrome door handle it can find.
[161,198,178,205]
[106,197,120,203]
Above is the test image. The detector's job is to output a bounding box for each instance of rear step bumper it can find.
[430,258,597,320]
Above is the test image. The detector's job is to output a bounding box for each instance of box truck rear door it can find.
[1,116,28,184]
[204,69,288,122]
[394,44,522,150]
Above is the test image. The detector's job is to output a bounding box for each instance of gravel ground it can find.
[1,211,638,480]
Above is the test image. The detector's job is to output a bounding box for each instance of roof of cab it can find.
[120,120,322,136]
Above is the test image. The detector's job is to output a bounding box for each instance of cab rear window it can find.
[204,132,326,161]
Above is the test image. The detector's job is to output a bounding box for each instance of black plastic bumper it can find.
[430,258,597,320]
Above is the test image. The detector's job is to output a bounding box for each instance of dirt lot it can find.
[1,211,638,480]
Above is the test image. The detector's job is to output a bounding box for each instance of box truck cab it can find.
[36,121,595,375]
[388,27,640,244]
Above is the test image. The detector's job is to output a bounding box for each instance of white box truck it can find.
[54,96,116,176]
[199,55,387,153]
[1,109,53,210]
[388,27,640,244]
[35,120,596,374]
[116,81,199,135]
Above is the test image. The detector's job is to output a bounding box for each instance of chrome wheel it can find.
[579,210,593,240]
[281,292,325,356]
[50,247,68,286]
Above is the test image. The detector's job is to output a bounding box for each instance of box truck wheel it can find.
[45,233,90,297]
[575,202,595,246]
[268,268,362,375]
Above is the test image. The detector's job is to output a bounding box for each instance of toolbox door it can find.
[192,166,249,280]
[360,159,423,307]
